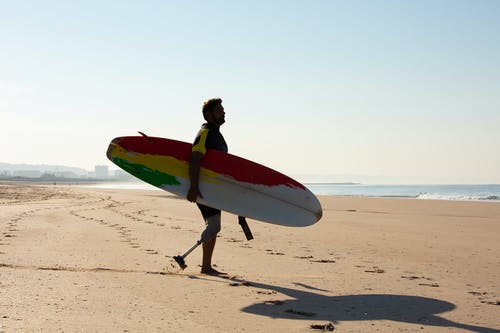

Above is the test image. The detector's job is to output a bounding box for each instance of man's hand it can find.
[187,186,203,202]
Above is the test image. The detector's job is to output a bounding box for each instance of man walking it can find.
[187,98,227,275]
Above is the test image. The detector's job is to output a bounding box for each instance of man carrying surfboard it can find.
[187,98,227,275]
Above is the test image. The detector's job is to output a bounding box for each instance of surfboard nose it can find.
[106,138,122,161]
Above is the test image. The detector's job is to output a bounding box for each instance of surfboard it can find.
[106,133,322,227]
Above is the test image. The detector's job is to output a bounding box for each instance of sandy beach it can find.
[0,183,499,332]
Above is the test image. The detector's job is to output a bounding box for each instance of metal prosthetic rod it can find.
[173,240,201,270]
[174,217,253,270]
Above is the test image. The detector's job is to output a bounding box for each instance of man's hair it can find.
[202,98,222,120]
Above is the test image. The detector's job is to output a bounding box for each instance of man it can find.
[187,98,227,275]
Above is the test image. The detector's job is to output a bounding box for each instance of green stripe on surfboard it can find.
[112,157,180,187]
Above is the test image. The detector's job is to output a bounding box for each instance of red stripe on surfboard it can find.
[204,150,305,189]
[111,136,193,162]
[111,136,305,190]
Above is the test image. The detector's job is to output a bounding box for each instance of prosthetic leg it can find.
[173,216,253,270]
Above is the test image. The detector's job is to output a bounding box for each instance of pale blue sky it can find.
[1,1,499,183]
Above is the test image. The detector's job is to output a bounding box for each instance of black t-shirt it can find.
[192,123,228,154]
[192,123,227,218]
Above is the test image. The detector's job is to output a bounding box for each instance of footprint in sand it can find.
[401,275,439,287]
[311,259,336,264]
[467,290,499,305]
[294,255,314,260]
[266,249,285,256]
[364,267,386,273]
[264,300,285,305]
[226,238,243,243]
[418,283,440,287]
[310,323,335,331]
[401,275,433,281]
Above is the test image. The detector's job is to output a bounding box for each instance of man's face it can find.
[207,104,225,126]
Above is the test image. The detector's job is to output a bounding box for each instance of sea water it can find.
[87,182,500,202]
[306,184,500,201]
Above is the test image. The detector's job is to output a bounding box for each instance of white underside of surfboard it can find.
[159,175,321,227]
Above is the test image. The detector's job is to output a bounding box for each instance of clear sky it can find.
[1,1,499,184]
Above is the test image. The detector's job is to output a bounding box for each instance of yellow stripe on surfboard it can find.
[111,143,221,184]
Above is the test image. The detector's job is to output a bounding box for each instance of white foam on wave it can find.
[85,183,500,202]
[416,193,500,201]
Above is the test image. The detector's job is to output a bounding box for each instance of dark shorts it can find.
[196,203,221,219]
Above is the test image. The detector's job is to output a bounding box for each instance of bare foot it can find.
[201,267,227,276]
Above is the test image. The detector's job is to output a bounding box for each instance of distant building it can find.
[13,170,42,178]
[94,165,109,179]
[55,171,78,178]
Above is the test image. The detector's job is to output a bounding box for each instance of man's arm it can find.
[187,151,204,202]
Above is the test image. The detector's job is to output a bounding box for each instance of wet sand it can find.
[1,184,499,332]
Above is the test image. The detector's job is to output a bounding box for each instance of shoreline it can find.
[6,180,499,203]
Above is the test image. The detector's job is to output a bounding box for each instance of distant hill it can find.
[0,162,89,176]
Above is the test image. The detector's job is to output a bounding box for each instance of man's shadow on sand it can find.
[235,280,499,333]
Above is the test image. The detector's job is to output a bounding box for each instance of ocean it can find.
[87,182,500,202]
[307,184,500,201]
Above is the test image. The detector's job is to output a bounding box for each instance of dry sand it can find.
[0,183,499,332]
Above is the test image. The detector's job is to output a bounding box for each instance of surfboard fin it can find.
[238,216,253,241]
[138,131,153,142]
